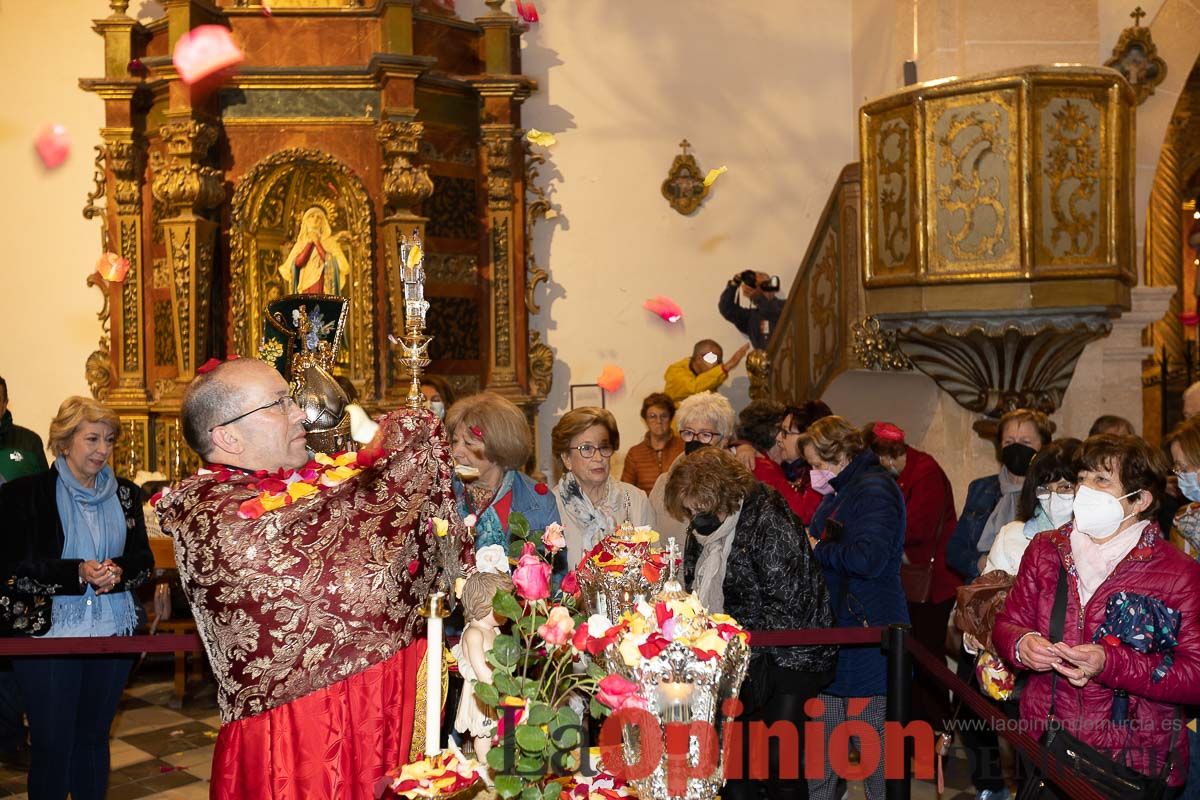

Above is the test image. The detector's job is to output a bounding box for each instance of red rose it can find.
[534,482,549,495]
[560,570,579,595]
[596,674,644,711]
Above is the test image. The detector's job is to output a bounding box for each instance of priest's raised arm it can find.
[155,357,473,800]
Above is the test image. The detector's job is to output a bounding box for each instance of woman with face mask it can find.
[419,376,455,421]
[648,392,737,548]
[993,434,1200,797]
[1166,417,1200,557]
[946,408,1054,586]
[982,438,1081,576]
[801,415,908,800]
[664,446,834,800]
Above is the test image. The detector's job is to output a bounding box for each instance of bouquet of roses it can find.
[464,513,645,800]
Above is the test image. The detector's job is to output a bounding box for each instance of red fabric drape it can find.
[210,640,426,800]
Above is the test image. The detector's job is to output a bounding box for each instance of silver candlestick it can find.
[398,230,432,409]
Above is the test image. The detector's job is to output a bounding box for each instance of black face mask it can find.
[781,458,807,482]
[684,439,709,456]
[1000,442,1037,477]
[689,512,722,537]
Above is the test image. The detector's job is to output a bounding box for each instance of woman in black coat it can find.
[0,396,152,800]
[666,446,835,800]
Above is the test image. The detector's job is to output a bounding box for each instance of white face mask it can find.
[1072,485,1139,540]
[1038,491,1075,529]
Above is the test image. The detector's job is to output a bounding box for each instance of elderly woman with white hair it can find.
[649,391,737,545]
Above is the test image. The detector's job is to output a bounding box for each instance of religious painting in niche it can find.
[230,149,375,401]
[280,204,353,296]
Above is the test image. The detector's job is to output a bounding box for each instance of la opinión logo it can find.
[497,697,937,792]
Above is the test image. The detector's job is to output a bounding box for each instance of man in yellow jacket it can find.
[663,339,749,403]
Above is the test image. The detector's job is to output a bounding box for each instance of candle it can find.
[421,592,449,757]
[657,680,694,723]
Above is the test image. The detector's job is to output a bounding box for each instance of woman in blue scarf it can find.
[444,393,560,551]
[0,396,152,800]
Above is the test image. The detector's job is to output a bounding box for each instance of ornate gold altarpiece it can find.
[80,0,554,481]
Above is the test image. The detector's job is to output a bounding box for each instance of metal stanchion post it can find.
[885,624,912,800]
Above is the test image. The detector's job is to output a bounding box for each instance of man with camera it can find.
[719,270,784,351]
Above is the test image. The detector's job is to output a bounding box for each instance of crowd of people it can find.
[5,337,1200,800]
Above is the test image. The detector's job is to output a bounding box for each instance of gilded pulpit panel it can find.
[925,91,1020,278]
[863,107,918,282]
[229,149,376,401]
[1032,91,1107,269]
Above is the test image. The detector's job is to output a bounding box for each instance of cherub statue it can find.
[452,571,512,760]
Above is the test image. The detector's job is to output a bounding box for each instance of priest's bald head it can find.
[181,357,310,471]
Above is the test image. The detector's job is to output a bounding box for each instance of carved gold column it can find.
[481,121,521,392]
[104,128,149,401]
[471,3,534,396]
[153,118,223,392]
[1146,118,1184,366]
[380,119,435,401]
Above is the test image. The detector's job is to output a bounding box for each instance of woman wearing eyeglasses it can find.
[552,407,654,567]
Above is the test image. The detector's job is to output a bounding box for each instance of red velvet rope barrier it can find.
[904,634,1111,800]
[0,626,1121,799]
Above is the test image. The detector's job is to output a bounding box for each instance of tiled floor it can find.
[0,656,1000,799]
[0,655,218,799]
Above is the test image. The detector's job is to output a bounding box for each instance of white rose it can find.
[475,544,510,575]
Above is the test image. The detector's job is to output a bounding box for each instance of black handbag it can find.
[1017,566,1178,800]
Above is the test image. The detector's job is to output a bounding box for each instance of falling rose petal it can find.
[525,129,557,148]
[703,166,728,187]
[642,296,683,324]
[514,0,539,23]
[34,124,70,170]
[262,1,273,16]
[96,252,131,283]
[596,365,625,394]
[173,25,245,86]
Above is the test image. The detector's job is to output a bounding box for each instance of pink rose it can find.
[595,674,644,712]
[560,570,579,595]
[537,606,576,645]
[541,523,566,553]
[512,547,551,601]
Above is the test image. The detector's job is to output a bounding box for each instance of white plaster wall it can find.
[491,0,859,476]
[0,1,109,444]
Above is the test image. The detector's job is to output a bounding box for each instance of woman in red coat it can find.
[864,422,961,734]
[993,434,1200,794]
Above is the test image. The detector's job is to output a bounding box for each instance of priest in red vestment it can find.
[155,357,473,800]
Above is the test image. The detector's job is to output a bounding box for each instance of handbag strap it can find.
[1044,565,1070,722]
[1043,565,1184,780]
[925,478,952,567]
